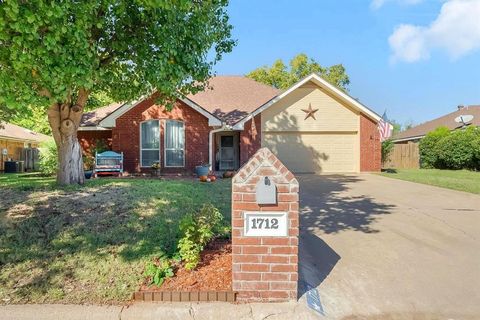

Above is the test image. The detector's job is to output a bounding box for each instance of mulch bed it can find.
[140,238,232,292]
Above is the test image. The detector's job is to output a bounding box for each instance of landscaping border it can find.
[133,291,237,302]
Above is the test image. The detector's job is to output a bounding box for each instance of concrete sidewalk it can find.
[3,302,477,320]
[0,302,319,320]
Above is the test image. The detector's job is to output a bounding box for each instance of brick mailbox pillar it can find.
[231,147,299,302]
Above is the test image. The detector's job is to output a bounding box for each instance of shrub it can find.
[419,126,450,168]
[473,136,480,167]
[144,259,174,286]
[39,139,57,176]
[83,139,109,171]
[381,139,394,165]
[91,139,109,154]
[436,126,480,170]
[178,204,223,270]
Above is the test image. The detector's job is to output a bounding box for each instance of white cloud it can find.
[371,0,424,10]
[389,25,429,62]
[389,0,480,63]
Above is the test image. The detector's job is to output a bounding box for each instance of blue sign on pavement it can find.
[305,281,325,316]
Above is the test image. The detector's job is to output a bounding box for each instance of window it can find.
[165,120,185,167]
[140,120,160,167]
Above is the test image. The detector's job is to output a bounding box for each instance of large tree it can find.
[247,53,350,91]
[0,1,234,185]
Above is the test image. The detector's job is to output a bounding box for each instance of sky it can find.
[213,0,480,126]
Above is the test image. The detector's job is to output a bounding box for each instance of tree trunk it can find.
[47,89,89,185]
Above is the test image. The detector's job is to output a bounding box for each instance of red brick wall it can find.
[77,130,112,156]
[112,97,210,173]
[240,114,261,166]
[232,148,299,302]
[360,113,381,172]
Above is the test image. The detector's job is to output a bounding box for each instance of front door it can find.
[219,135,236,170]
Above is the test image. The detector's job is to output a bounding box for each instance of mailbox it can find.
[255,176,277,204]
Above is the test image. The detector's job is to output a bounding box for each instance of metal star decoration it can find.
[302,103,319,120]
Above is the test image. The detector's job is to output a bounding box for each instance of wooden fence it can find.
[384,141,420,169]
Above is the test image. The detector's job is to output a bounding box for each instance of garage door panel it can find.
[262,132,358,173]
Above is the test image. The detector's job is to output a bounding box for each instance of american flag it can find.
[378,111,392,142]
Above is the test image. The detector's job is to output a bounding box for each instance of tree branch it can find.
[47,103,61,145]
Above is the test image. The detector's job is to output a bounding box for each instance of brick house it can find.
[78,73,382,174]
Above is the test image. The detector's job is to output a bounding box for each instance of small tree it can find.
[0,1,234,185]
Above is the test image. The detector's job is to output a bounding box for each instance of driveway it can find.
[298,174,480,320]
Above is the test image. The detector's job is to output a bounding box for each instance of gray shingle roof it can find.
[0,122,50,142]
[393,105,480,141]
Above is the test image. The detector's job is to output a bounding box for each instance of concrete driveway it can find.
[298,174,480,320]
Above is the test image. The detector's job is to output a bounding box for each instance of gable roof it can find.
[79,74,381,130]
[80,102,125,128]
[96,96,222,128]
[80,76,278,128]
[0,122,50,142]
[393,105,480,142]
[232,73,382,130]
[187,76,280,125]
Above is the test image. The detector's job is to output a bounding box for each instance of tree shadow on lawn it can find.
[0,178,231,303]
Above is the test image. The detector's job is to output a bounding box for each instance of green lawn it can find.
[379,169,480,194]
[0,173,231,304]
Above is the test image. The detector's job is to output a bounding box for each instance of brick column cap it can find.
[233,147,298,186]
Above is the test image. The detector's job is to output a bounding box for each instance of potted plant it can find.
[195,162,210,177]
[151,162,161,177]
[83,155,94,179]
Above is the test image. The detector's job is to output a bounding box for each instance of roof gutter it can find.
[78,126,112,131]
[392,135,425,143]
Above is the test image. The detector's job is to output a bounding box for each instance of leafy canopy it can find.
[0,0,235,109]
[247,53,350,91]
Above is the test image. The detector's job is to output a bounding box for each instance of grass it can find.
[379,168,480,194]
[0,173,231,304]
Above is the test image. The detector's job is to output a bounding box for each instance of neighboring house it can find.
[0,122,50,171]
[388,105,480,169]
[78,73,383,174]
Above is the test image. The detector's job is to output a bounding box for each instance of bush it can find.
[91,139,109,154]
[177,204,223,270]
[419,126,450,168]
[39,139,57,175]
[473,137,480,165]
[83,139,110,170]
[436,126,480,170]
[381,139,394,165]
[144,259,174,286]
[419,126,480,170]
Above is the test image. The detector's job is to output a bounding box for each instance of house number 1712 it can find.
[244,212,288,237]
[250,217,279,230]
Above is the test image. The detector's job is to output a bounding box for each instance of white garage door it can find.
[262,132,358,173]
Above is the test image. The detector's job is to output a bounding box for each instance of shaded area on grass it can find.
[379,168,480,194]
[0,174,231,304]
